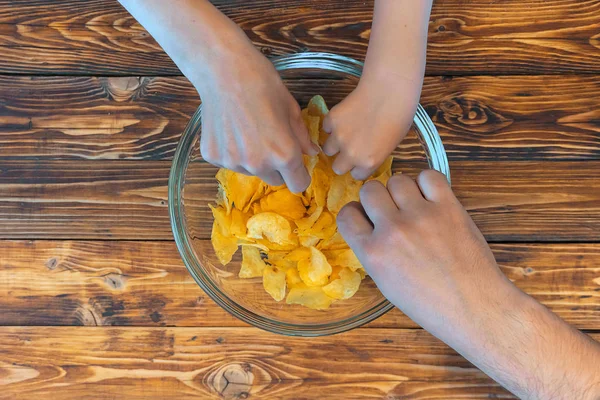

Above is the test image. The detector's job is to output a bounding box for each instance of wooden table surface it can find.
[1,1,599,399]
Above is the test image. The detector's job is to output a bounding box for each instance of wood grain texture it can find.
[0,160,598,241]
[11,325,595,399]
[1,75,599,161]
[1,240,600,330]
[0,0,599,75]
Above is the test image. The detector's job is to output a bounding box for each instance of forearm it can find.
[118,0,255,90]
[362,0,432,91]
[450,280,600,399]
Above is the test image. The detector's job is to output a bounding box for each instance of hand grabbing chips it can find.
[210,95,394,309]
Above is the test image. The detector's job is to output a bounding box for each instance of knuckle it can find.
[274,149,299,169]
[419,169,447,185]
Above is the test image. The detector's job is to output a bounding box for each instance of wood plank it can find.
[1,240,600,330]
[9,326,592,399]
[0,160,598,241]
[0,1,599,75]
[1,75,599,161]
[1,0,598,39]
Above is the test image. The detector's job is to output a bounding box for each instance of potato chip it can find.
[286,247,312,263]
[239,246,267,278]
[263,266,286,301]
[327,172,362,214]
[302,109,321,146]
[307,95,329,117]
[216,169,263,212]
[260,188,307,220]
[211,221,238,265]
[330,248,363,271]
[299,235,320,248]
[286,268,303,289]
[307,210,337,241]
[247,212,294,245]
[322,267,362,300]
[318,231,349,251]
[286,284,334,310]
[216,185,230,214]
[306,167,330,209]
[297,246,332,287]
[368,156,394,186]
[230,208,250,238]
[295,205,323,232]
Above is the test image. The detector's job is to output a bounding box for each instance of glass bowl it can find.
[169,52,450,336]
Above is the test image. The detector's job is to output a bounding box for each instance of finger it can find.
[387,174,425,209]
[290,117,319,156]
[416,169,453,203]
[359,180,399,225]
[337,201,374,249]
[279,159,311,193]
[351,165,377,181]
[322,112,333,134]
[331,153,353,176]
[251,168,284,186]
[322,134,340,157]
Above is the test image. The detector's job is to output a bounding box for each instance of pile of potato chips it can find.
[210,96,393,310]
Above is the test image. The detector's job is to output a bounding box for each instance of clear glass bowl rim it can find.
[169,52,450,337]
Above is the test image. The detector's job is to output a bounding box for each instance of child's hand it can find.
[337,171,512,337]
[322,76,419,180]
[198,49,318,193]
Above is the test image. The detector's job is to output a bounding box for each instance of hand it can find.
[337,171,514,337]
[322,74,420,180]
[197,48,318,193]
[338,171,600,399]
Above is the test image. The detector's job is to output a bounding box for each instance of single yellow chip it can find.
[306,167,330,209]
[297,246,332,287]
[302,109,321,146]
[230,208,250,238]
[247,212,294,246]
[368,156,394,186]
[327,172,362,214]
[318,231,349,251]
[216,169,263,213]
[299,235,320,248]
[260,188,307,220]
[307,95,329,117]
[211,221,238,265]
[286,284,334,310]
[286,268,303,289]
[239,246,267,278]
[295,205,323,232]
[322,267,362,300]
[307,210,337,241]
[330,248,363,271]
[286,247,311,262]
[263,266,286,301]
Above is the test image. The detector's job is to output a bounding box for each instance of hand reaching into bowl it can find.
[323,0,431,179]
[337,171,600,400]
[118,0,316,193]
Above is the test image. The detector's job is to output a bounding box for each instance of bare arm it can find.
[118,0,316,192]
[456,279,600,398]
[338,171,600,399]
[118,0,249,90]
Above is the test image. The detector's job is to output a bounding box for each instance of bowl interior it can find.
[170,53,448,336]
